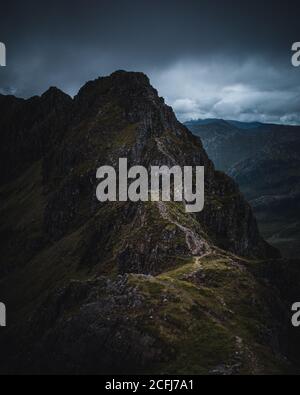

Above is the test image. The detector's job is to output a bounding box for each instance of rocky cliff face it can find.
[0,72,298,374]
[0,72,276,272]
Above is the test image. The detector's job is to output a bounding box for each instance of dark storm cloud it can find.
[0,0,299,123]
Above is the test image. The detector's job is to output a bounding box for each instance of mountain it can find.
[186,119,300,258]
[226,120,263,129]
[186,118,262,130]
[0,72,299,374]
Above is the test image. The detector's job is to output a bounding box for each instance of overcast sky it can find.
[0,0,299,124]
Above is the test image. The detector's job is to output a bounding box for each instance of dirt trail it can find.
[157,201,211,256]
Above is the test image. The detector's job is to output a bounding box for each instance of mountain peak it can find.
[75,70,156,103]
[109,70,150,83]
[41,86,71,101]
[73,71,168,126]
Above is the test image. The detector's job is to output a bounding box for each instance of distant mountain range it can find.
[186,118,263,129]
[186,119,300,258]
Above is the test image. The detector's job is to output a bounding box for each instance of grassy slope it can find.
[128,253,290,374]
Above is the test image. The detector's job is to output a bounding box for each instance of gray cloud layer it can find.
[0,0,299,123]
[153,58,300,124]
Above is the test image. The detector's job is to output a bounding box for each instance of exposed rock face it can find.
[0,71,276,274]
[0,71,297,375]
[0,89,73,185]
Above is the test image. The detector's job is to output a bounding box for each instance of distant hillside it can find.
[186,119,300,258]
[186,119,262,129]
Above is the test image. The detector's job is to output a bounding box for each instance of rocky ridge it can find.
[0,72,298,374]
